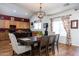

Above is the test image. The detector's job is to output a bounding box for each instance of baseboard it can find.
[59,43,79,47]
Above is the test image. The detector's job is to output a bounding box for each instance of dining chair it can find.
[29,36,39,55]
[55,34,60,52]
[48,35,56,55]
[38,36,49,56]
[8,33,31,56]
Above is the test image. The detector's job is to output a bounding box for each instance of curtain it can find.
[61,15,71,46]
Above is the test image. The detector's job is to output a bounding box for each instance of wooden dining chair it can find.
[55,34,60,52]
[29,36,39,56]
[38,36,49,56]
[48,35,56,55]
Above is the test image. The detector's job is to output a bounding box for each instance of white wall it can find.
[30,9,79,46]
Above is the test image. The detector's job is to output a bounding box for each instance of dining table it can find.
[17,36,42,55]
[17,35,56,55]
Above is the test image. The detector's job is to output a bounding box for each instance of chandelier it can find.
[36,3,46,19]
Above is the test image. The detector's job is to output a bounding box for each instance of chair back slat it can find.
[40,36,49,47]
[55,34,60,43]
[49,35,56,44]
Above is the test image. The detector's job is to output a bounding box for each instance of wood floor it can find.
[50,44,79,56]
[0,40,13,56]
[0,43,79,56]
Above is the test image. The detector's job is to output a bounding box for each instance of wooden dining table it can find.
[17,36,42,55]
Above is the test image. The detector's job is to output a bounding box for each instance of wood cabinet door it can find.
[0,20,5,28]
[16,22,30,29]
[4,20,10,28]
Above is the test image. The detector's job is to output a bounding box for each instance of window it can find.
[52,18,66,36]
[34,22,41,30]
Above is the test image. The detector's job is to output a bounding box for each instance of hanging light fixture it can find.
[37,3,46,19]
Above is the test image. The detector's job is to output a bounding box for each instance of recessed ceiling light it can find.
[13,10,16,13]
[25,13,28,15]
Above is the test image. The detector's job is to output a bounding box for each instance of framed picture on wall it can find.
[71,20,78,29]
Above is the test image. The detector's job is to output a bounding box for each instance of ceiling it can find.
[0,3,79,19]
